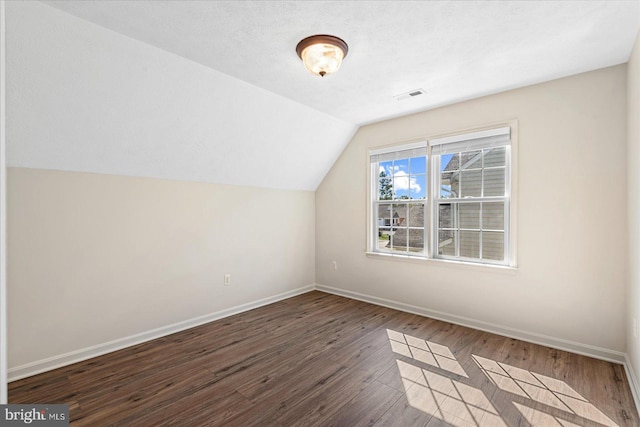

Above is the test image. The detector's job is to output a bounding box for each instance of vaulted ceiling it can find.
[6,1,640,190]
[42,0,640,124]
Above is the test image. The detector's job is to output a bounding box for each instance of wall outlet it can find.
[332,261,338,270]
[224,274,231,286]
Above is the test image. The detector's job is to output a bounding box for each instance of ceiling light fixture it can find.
[296,34,348,77]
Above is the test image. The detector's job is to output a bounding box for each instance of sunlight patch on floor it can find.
[385,329,620,427]
[513,402,590,427]
[473,354,618,427]
[387,329,468,378]
[395,358,504,426]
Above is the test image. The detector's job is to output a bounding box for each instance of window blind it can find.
[430,127,510,156]
[369,142,427,164]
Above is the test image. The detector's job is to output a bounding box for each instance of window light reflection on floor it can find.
[473,354,618,427]
[387,329,468,378]
[386,329,620,427]
[513,401,586,427]
[397,359,505,426]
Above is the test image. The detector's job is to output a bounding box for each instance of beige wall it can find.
[7,168,315,370]
[627,30,640,388]
[5,0,320,377]
[316,65,628,354]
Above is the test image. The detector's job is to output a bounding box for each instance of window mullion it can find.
[504,200,510,263]
[479,202,484,260]
[428,152,438,258]
[457,204,461,257]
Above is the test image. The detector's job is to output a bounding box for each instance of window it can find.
[369,126,513,266]
[372,144,428,255]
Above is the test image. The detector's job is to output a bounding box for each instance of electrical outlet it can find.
[332,261,338,270]
[224,274,231,286]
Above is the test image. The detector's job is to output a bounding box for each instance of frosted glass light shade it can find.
[296,35,348,77]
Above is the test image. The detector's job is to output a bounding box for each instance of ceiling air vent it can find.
[395,89,425,101]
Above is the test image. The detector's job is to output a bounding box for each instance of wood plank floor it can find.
[9,291,638,426]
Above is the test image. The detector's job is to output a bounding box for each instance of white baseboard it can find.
[624,355,640,417]
[8,284,315,382]
[9,280,640,419]
[315,283,627,364]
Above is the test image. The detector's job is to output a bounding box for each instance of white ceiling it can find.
[6,1,639,192]
[43,0,640,126]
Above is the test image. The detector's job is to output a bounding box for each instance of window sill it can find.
[365,251,518,273]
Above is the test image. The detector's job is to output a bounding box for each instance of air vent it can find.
[395,89,425,101]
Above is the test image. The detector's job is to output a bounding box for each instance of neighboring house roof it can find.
[443,152,482,173]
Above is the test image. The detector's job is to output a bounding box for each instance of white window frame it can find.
[366,122,517,268]
[370,142,429,257]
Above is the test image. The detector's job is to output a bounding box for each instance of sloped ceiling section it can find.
[6,1,356,191]
[7,1,639,190]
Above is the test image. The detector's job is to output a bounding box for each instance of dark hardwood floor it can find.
[9,291,638,426]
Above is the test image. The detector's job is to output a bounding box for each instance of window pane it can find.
[440,171,456,198]
[379,161,393,175]
[411,174,426,199]
[392,202,416,253]
[393,180,410,199]
[410,156,426,174]
[408,204,425,227]
[390,228,408,252]
[407,229,425,253]
[394,158,409,171]
[460,231,480,258]
[393,173,412,199]
[378,178,393,201]
[460,170,482,197]
[373,148,428,257]
[376,203,391,251]
[392,204,408,228]
[482,231,504,261]
[377,203,392,229]
[483,168,505,197]
[441,153,456,171]
[438,230,456,256]
[439,203,454,228]
[463,150,483,169]
[459,203,480,229]
[482,202,504,230]
[484,147,506,168]
[377,233,391,250]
